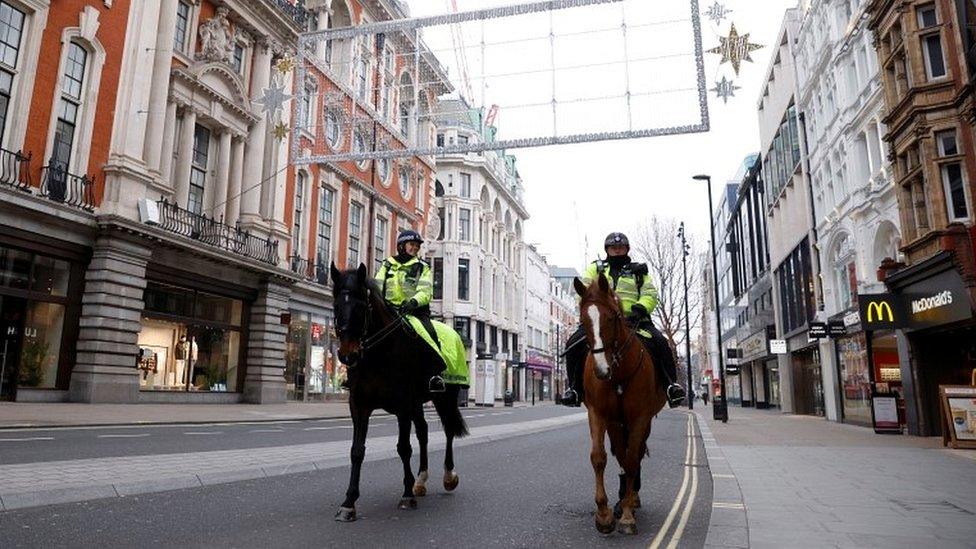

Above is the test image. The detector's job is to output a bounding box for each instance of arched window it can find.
[434,179,444,197]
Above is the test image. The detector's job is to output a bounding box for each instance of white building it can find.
[427,97,528,405]
[523,245,554,402]
[795,0,900,426]
[758,8,824,417]
[548,266,579,398]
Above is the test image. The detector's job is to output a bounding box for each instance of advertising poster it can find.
[946,397,976,441]
[872,397,899,431]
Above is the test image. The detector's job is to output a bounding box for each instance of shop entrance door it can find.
[0,295,28,401]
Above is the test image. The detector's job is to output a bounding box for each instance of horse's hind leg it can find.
[336,406,371,522]
[441,389,460,491]
[617,419,651,535]
[589,414,614,534]
[412,407,429,497]
[396,413,417,510]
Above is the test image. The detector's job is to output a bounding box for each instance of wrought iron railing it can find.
[40,161,95,211]
[156,198,280,265]
[270,0,310,28]
[289,254,328,285]
[0,147,30,192]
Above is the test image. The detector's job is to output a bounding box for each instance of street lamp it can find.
[693,174,728,423]
[678,222,693,411]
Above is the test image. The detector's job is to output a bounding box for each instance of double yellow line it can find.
[648,413,699,549]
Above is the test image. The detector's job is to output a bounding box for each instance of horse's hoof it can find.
[617,520,638,536]
[412,483,427,497]
[334,506,357,522]
[634,495,642,509]
[398,497,418,510]
[443,471,459,492]
[595,518,616,534]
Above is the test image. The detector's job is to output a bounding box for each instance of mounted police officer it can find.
[561,232,686,408]
[375,229,446,393]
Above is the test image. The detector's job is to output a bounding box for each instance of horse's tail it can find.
[433,386,469,438]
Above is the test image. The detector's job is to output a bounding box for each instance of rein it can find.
[589,304,646,383]
[342,285,407,354]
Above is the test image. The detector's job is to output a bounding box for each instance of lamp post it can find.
[693,174,728,423]
[678,222,693,410]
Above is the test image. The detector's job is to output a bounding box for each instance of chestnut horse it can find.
[573,273,666,535]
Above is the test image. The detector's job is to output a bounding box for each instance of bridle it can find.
[586,300,644,379]
[335,285,407,355]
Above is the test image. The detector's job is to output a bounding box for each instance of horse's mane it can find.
[363,276,396,321]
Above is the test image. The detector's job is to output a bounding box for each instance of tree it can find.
[629,216,704,387]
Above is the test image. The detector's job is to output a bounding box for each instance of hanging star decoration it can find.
[275,55,295,75]
[711,76,741,104]
[704,1,732,25]
[273,120,290,141]
[255,82,292,117]
[707,23,763,75]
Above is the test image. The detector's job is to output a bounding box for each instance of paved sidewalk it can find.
[696,406,976,549]
[0,401,548,428]
[0,411,586,511]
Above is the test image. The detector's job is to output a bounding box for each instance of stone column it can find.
[173,107,196,205]
[159,100,178,185]
[211,129,232,219]
[243,280,291,403]
[69,234,153,403]
[241,40,273,225]
[315,6,330,60]
[144,0,180,172]
[226,135,245,225]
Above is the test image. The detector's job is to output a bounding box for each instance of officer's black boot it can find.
[667,383,686,408]
[561,387,580,407]
[428,375,446,393]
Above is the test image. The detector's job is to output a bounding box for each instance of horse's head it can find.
[574,273,625,381]
[330,262,371,366]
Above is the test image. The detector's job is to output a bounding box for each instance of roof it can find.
[549,266,581,279]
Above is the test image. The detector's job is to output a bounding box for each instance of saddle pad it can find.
[405,316,470,388]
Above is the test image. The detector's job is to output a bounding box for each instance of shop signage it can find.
[858,294,903,330]
[843,311,860,328]
[770,339,787,354]
[827,321,846,337]
[872,396,901,434]
[809,322,828,339]
[741,330,768,362]
[724,364,740,375]
[904,269,973,329]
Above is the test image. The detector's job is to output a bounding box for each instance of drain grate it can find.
[890,500,974,515]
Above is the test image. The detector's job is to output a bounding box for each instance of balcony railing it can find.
[156,198,280,265]
[0,147,30,192]
[289,254,328,285]
[270,0,310,28]
[40,161,96,211]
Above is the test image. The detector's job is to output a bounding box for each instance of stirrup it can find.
[666,384,686,408]
[428,376,446,393]
[560,389,580,407]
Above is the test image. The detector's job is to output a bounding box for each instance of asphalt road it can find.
[0,406,569,465]
[0,408,711,548]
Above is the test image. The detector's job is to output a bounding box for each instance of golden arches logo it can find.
[867,301,894,323]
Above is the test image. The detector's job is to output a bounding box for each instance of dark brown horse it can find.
[573,273,666,535]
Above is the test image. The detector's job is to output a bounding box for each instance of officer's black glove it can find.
[631,304,649,319]
[399,299,419,314]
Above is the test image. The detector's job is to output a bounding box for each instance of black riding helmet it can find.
[604,232,630,250]
[396,229,424,255]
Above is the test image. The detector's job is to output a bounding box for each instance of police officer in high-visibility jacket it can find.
[561,232,686,408]
[375,229,446,392]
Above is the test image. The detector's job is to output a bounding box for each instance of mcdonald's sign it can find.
[858,294,904,329]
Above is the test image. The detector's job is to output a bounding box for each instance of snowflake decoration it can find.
[704,1,732,25]
[711,76,741,104]
[255,82,292,117]
[707,23,763,75]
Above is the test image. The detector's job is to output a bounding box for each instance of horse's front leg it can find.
[589,413,614,534]
[336,405,371,522]
[395,412,417,510]
[617,416,652,535]
[411,406,429,497]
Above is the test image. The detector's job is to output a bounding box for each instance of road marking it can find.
[97,434,150,439]
[667,419,699,549]
[712,474,735,479]
[183,431,223,436]
[713,502,745,510]
[0,437,55,442]
[303,426,353,431]
[648,413,694,549]
[249,429,285,433]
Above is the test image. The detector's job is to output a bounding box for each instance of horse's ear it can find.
[597,272,609,293]
[573,277,587,297]
[356,263,368,282]
[330,261,341,284]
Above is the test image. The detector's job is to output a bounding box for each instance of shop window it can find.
[0,246,31,290]
[138,282,244,393]
[17,301,65,389]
